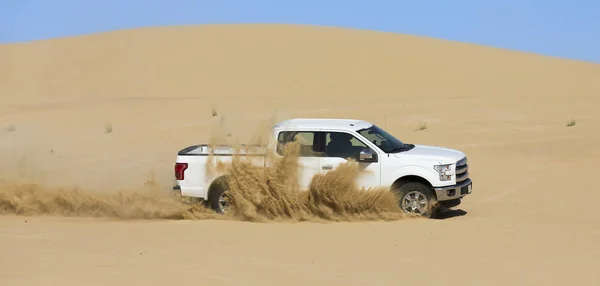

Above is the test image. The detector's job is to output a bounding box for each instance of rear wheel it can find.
[392,182,437,218]
[207,179,230,214]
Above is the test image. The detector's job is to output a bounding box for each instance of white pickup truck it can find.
[173,118,472,218]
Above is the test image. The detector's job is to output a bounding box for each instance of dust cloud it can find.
[0,118,411,222]
[212,141,409,222]
[0,177,220,220]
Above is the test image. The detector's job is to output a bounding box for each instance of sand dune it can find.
[1,24,600,285]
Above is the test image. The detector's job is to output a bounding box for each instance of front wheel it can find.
[392,182,438,218]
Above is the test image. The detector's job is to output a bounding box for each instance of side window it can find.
[358,129,382,145]
[324,132,368,160]
[358,129,387,151]
[276,131,322,157]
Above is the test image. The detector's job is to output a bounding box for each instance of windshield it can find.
[357,125,413,153]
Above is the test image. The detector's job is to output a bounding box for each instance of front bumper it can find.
[433,178,472,201]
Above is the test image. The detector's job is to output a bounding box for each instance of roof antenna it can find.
[384,112,390,157]
[384,113,388,130]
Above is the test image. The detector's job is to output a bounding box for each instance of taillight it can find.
[174,162,188,180]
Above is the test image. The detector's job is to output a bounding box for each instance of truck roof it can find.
[273,118,374,131]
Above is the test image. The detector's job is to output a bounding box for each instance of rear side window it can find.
[277,131,324,157]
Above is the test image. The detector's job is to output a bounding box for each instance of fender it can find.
[383,165,445,188]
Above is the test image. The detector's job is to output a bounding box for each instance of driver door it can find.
[318,131,381,189]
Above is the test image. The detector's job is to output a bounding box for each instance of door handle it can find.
[322,165,333,170]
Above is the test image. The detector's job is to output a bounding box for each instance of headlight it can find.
[434,164,453,181]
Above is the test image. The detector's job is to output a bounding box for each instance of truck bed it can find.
[177,144,268,156]
[174,144,268,200]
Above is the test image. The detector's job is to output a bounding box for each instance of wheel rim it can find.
[218,191,229,213]
[401,191,429,214]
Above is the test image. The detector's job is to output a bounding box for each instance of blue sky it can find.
[1,0,598,63]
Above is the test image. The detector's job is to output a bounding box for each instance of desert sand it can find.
[1,24,600,285]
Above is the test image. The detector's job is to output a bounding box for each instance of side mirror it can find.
[359,148,377,162]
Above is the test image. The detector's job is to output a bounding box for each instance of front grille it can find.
[455,157,469,183]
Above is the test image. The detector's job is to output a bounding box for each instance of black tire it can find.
[207,178,230,214]
[392,182,438,218]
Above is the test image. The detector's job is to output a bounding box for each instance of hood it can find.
[394,144,465,164]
